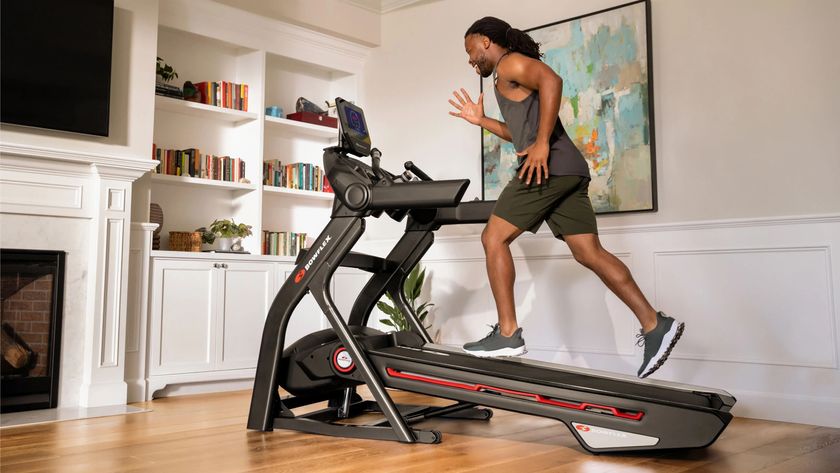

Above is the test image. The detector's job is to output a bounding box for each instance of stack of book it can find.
[263,231,306,256]
[153,144,245,183]
[263,160,332,193]
[155,82,183,99]
[187,81,248,111]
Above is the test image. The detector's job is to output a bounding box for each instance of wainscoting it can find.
[349,214,840,428]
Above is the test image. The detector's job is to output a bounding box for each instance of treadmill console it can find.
[336,97,372,157]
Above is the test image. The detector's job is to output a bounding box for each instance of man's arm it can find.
[449,88,512,142]
[504,57,563,146]
[478,116,512,142]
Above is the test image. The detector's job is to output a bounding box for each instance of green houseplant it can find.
[208,218,252,251]
[377,264,434,332]
[156,57,178,83]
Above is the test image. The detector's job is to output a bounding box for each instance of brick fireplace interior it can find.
[1,249,65,413]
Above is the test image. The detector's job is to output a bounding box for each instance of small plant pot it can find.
[217,237,233,252]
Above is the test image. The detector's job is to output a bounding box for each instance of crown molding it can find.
[380,0,426,13]
[341,0,425,14]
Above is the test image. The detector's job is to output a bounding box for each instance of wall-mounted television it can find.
[1,0,115,137]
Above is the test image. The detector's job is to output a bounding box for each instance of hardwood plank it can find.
[1,390,838,473]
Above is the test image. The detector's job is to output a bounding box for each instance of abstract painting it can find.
[481,0,656,213]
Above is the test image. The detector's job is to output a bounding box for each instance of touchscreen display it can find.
[344,107,367,136]
[336,98,372,156]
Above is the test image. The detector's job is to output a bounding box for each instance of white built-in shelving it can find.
[140,4,366,256]
[154,95,258,123]
[263,185,335,201]
[126,0,371,403]
[150,173,258,192]
[264,115,338,140]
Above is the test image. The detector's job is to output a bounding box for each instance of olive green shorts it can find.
[491,175,598,240]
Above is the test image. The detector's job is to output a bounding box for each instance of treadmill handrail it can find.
[344,179,470,211]
[433,200,496,225]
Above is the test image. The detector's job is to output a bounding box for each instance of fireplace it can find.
[0,249,65,413]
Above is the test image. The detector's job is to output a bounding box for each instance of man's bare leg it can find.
[564,233,658,333]
[480,215,525,337]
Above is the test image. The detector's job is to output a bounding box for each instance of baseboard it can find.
[732,389,840,428]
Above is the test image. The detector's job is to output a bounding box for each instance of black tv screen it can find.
[1,0,114,136]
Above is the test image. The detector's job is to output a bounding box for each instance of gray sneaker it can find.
[463,324,527,357]
[637,312,685,378]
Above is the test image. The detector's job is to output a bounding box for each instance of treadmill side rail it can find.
[372,350,733,452]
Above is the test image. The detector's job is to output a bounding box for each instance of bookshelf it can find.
[143,22,358,256]
[150,173,258,192]
[123,0,375,402]
[264,115,338,140]
[154,95,258,124]
[261,51,353,252]
[263,185,335,201]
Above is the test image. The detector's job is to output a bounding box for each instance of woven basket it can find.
[169,231,202,252]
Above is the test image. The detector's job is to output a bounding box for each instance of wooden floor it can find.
[2,389,839,473]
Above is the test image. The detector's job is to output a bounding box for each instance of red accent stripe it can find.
[385,367,644,421]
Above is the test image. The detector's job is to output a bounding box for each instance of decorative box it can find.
[287,111,337,128]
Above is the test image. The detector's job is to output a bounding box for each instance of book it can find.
[151,144,245,183]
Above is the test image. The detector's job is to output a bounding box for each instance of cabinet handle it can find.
[213,263,221,269]
[221,263,228,269]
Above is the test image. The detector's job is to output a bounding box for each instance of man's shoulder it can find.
[496,52,553,79]
[497,52,533,71]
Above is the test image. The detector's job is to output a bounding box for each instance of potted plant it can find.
[377,264,434,332]
[208,219,252,251]
[156,57,178,84]
[155,57,183,99]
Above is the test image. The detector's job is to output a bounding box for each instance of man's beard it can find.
[475,56,493,77]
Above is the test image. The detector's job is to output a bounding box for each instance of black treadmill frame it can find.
[248,147,486,443]
[247,146,735,453]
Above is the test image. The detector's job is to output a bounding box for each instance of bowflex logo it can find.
[575,423,628,438]
[571,422,659,449]
[294,235,332,284]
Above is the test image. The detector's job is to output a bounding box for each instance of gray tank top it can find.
[493,55,590,178]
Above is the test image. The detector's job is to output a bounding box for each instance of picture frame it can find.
[480,0,657,214]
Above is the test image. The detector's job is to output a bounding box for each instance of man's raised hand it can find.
[448,88,484,126]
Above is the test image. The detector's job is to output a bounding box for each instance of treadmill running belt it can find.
[369,346,727,410]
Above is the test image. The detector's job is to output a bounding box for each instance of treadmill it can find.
[247,98,736,453]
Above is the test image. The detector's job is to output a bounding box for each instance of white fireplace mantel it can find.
[0,142,156,408]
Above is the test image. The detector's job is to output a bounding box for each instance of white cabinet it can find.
[217,261,275,370]
[149,259,216,376]
[147,255,275,397]
[144,253,370,399]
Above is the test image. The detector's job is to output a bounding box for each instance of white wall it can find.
[354,0,840,427]
[361,0,840,240]
[354,216,840,427]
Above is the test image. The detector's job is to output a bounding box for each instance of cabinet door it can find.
[217,261,275,370]
[149,259,217,375]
